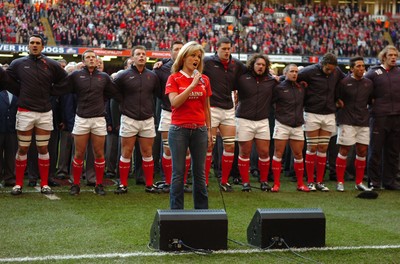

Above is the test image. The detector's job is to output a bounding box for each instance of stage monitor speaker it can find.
[247,208,325,249]
[149,209,228,251]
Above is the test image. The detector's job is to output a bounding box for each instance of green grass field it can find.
[0,174,399,263]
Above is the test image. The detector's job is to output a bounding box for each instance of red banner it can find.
[78,48,132,57]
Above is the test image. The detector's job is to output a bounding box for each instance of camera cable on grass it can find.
[217,173,321,263]
[280,238,322,264]
[177,240,213,255]
[227,238,302,263]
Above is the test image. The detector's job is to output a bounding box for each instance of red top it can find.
[165,71,212,126]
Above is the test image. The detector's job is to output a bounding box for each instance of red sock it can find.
[72,158,83,185]
[294,159,305,186]
[38,154,50,187]
[162,155,172,185]
[271,157,281,187]
[355,156,366,185]
[15,156,27,187]
[142,157,154,187]
[258,157,270,183]
[316,153,327,183]
[221,152,234,185]
[119,158,131,186]
[238,156,250,184]
[305,152,316,183]
[205,152,212,185]
[335,154,347,183]
[94,158,105,185]
[184,155,191,184]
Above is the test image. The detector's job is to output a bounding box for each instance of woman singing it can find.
[165,41,213,209]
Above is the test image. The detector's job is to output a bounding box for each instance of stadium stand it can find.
[0,1,398,57]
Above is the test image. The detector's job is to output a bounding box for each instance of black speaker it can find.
[149,209,228,251]
[247,208,325,249]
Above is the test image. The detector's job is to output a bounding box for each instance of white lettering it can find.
[17,45,29,52]
[189,91,203,97]
[43,47,65,53]
[370,15,387,22]
[0,44,16,51]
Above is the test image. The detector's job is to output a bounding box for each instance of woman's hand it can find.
[207,130,213,148]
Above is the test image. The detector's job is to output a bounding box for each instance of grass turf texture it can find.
[0,174,399,263]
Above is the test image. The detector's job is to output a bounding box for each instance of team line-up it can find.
[1,35,399,209]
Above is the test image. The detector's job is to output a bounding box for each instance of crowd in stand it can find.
[1,0,399,57]
[0,0,46,44]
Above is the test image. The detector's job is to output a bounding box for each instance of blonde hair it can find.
[378,45,399,63]
[283,64,297,75]
[171,41,205,74]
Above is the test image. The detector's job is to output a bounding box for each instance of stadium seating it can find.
[0,0,397,56]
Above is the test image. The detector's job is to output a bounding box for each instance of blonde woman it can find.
[166,41,212,209]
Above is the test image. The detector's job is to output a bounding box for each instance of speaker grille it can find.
[247,208,325,248]
[150,209,228,251]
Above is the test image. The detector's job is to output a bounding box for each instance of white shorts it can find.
[331,126,338,137]
[303,112,336,133]
[16,110,53,131]
[337,124,370,146]
[211,107,235,127]
[72,115,107,136]
[236,117,270,141]
[120,115,156,138]
[158,109,171,132]
[273,120,304,141]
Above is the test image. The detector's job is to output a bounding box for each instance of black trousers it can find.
[0,133,17,183]
[368,115,400,187]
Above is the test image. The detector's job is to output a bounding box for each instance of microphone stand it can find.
[220,0,246,61]
[235,26,241,61]
[221,0,234,16]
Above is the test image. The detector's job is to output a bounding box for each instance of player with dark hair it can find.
[335,56,373,192]
[297,52,345,192]
[4,34,67,195]
[203,37,245,192]
[154,41,185,193]
[54,50,121,195]
[236,54,276,192]
[113,45,161,194]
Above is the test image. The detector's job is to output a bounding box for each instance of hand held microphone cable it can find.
[194,69,205,84]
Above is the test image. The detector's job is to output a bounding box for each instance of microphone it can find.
[194,69,205,84]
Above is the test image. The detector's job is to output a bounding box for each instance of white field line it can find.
[0,245,399,262]
[0,189,104,194]
[34,186,61,200]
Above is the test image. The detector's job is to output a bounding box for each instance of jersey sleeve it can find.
[165,74,178,95]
